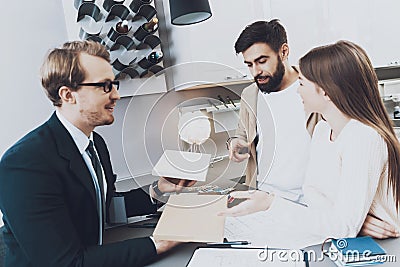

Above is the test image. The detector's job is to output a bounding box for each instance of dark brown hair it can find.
[234,19,287,54]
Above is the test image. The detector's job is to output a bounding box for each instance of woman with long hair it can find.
[221,40,400,246]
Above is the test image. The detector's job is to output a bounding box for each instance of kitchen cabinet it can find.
[161,0,268,91]
[266,0,400,67]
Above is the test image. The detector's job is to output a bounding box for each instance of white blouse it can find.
[265,119,400,245]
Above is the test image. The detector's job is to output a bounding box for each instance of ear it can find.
[318,87,331,101]
[280,43,289,60]
[58,86,76,104]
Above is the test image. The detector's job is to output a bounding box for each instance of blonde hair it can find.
[40,41,110,106]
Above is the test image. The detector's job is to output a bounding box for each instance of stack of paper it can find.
[224,212,321,249]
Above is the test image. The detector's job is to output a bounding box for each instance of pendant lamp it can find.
[169,0,212,25]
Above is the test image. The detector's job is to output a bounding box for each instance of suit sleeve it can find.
[120,185,158,217]
[0,150,157,267]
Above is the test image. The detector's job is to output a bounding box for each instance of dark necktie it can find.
[86,140,105,202]
[86,140,105,244]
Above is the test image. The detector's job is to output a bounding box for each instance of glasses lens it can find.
[113,81,120,91]
[104,80,111,92]
[104,80,119,92]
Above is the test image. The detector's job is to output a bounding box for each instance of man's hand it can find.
[218,190,274,217]
[157,177,196,194]
[154,239,181,254]
[359,214,399,239]
[229,138,251,163]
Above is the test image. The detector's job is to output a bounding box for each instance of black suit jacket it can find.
[0,113,158,266]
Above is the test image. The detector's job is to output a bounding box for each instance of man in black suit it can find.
[0,41,191,266]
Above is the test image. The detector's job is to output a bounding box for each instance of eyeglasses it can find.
[78,80,120,93]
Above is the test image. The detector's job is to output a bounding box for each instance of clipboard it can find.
[153,194,227,243]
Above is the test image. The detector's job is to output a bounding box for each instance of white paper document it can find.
[224,212,322,249]
[152,150,211,181]
[187,248,305,267]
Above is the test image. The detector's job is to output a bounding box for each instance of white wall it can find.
[268,0,400,67]
[0,0,68,227]
[0,0,67,155]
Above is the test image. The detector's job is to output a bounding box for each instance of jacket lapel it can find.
[247,84,258,142]
[47,112,97,205]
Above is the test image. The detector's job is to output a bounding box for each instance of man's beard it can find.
[255,58,285,94]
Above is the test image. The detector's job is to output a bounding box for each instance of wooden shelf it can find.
[174,79,252,91]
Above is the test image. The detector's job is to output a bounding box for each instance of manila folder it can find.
[153,194,227,243]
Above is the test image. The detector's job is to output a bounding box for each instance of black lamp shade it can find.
[169,0,212,25]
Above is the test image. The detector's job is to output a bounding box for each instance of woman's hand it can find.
[359,214,399,239]
[218,190,274,217]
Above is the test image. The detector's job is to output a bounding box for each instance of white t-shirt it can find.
[256,81,311,202]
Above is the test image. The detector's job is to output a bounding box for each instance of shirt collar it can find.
[55,110,93,155]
